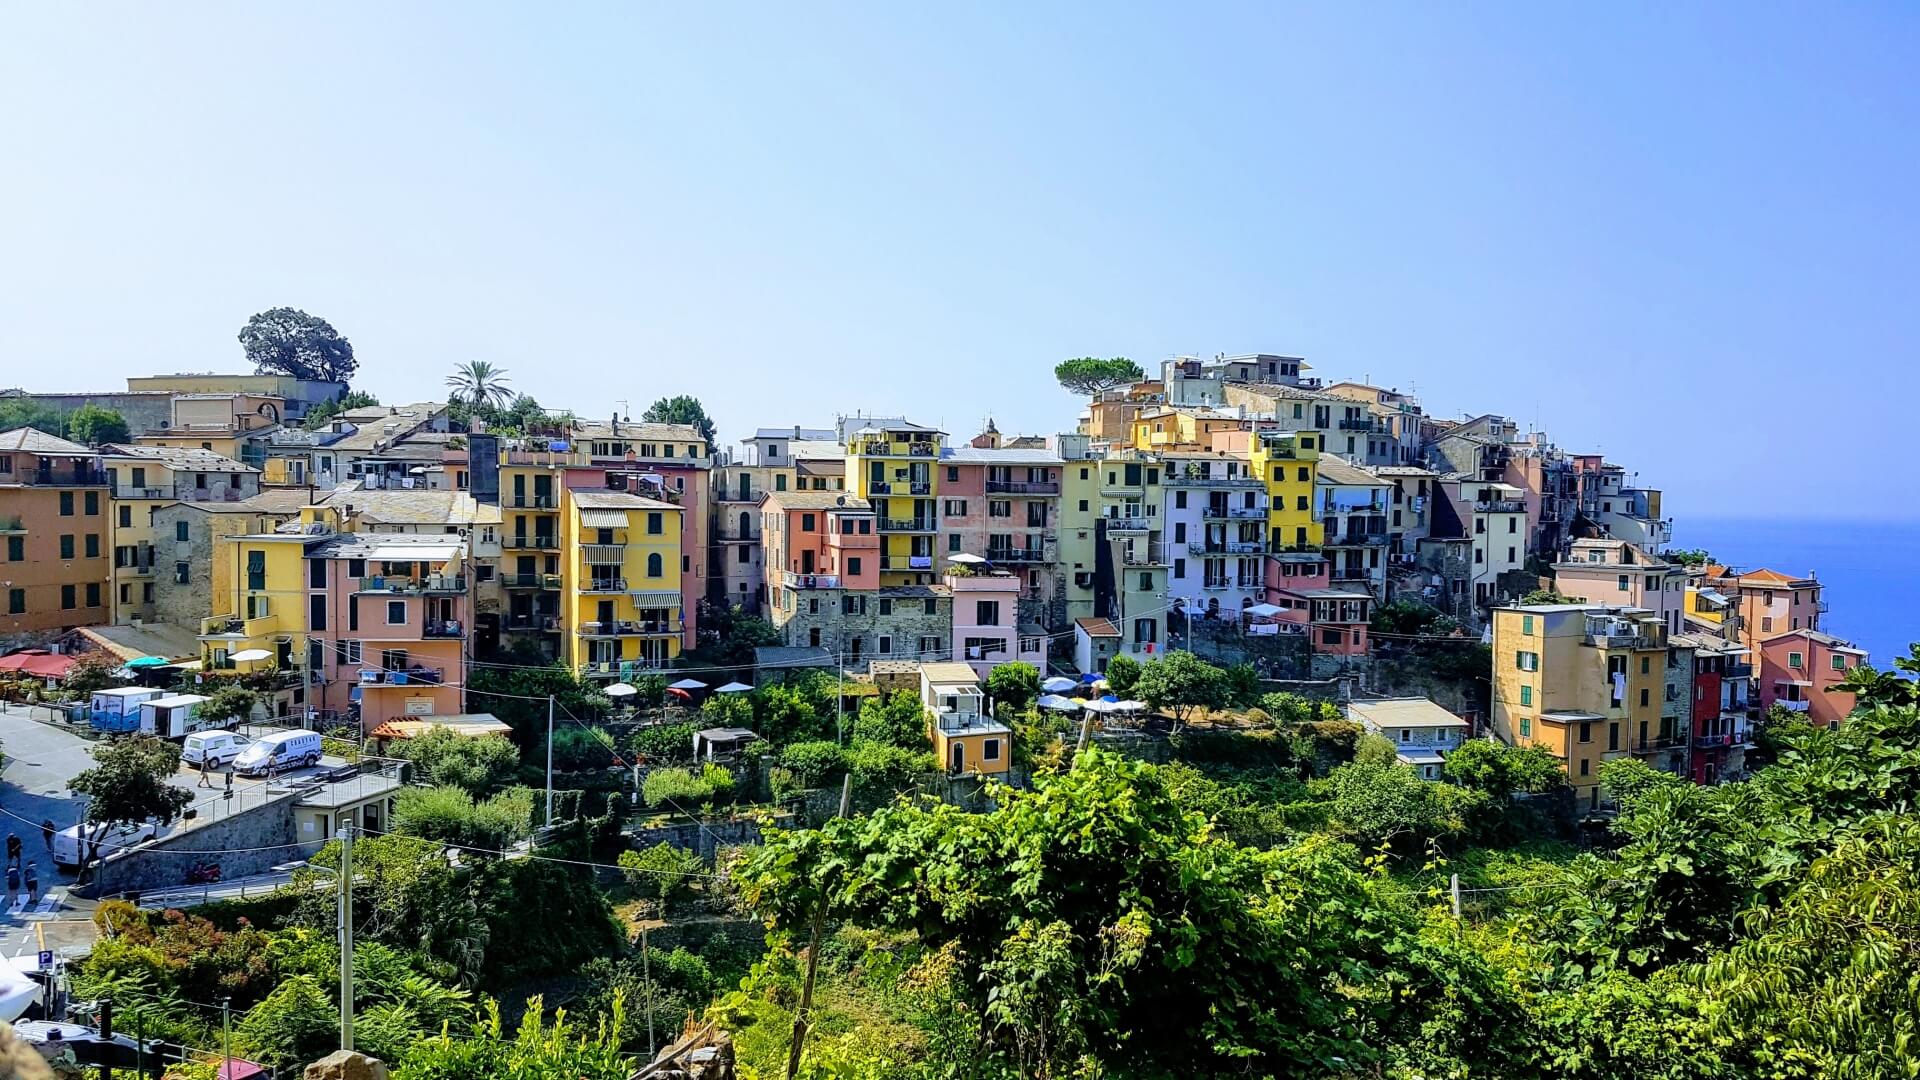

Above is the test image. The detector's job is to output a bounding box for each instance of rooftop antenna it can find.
[615,399,630,422]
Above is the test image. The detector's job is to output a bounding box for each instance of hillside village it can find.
[0,335,1900,1080]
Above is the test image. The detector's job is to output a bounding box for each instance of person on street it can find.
[39,820,54,854]
[24,863,38,905]
[4,833,19,872]
[197,753,213,788]
[4,865,16,906]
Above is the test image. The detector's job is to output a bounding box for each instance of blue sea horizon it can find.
[1672,516,1917,668]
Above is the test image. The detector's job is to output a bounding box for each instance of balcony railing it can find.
[1189,540,1264,555]
[1695,732,1751,749]
[1634,735,1689,752]
[360,574,466,594]
[581,577,629,593]
[580,543,626,564]
[505,534,560,550]
[578,620,683,637]
[987,547,1052,564]
[985,480,1060,494]
[1324,529,1388,546]
[878,555,935,571]
[503,572,563,589]
[1776,699,1811,713]
[508,493,558,509]
[28,467,108,487]
[1105,516,1152,531]
[878,518,937,532]
[1202,506,1266,520]
[581,659,671,677]
[1474,499,1527,513]
[783,572,842,589]
[1338,418,1378,431]
[358,665,445,686]
[1120,544,1165,566]
[423,619,465,639]
[1584,632,1657,649]
[1169,472,1257,487]
[505,613,565,632]
[1723,662,1753,680]
[857,441,937,457]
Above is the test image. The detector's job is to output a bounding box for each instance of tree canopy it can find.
[1053,356,1144,396]
[302,389,379,430]
[445,361,513,410]
[1131,649,1229,730]
[65,404,130,445]
[640,394,717,444]
[69,736,193,864]
[238,307,357,383]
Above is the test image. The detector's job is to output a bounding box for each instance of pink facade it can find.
[1554,539,1685,635]
[1757,630,1864,727]
[1263,553,1371,655]
[763,498,880,596]
[1716,568,1825,654]
[307,547,469,734]
[935,455,1062,611]
[947,571,1046,678]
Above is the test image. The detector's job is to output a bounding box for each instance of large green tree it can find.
[238,307,358,382]
[1131,649,1229,731]
[640,394,717,444]
[65,404,130,445]
[68,736,193,871]
[1053,356,1143,396]
[445,361,514,410]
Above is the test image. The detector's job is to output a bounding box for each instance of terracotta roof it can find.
[101,443,254,472]
[1734,568,1813,587]
[1075,617,1120,637]
[0,427,93,455]
[1762,628,1866,654]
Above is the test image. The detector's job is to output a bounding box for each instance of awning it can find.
[365,542,461,562]
[1037,694,1080,712]
[605,682,638,698]
[0,651,75,679]
[1244,603,1283,618]
[669,678,708,690]
[715,681,754,693]
[579,509,630,528]
[125,655,172,668]
[948,553,988,565]
[228,648,272,663]
[1041,676,1078,693]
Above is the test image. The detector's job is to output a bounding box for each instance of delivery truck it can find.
[90,686,164,733]
[137,694,217,739]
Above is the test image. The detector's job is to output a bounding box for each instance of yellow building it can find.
[1248,429,1321,551]
[562,490,683,678]
[920,662,1010,776]
[1094,452,1168,656]
[845,421,944,586]
[1128,408,1247,453]
[1489,603,1675,811]
[200,507,341,689]
[101,445,259,624]
[497,449,569,643]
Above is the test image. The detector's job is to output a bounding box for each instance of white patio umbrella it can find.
[668,678,708,691]
[714,681,754,693]
[1112,700,1148,713]
[1036,694,1080,712]
[1040,676,1078,693]
[1080,698,1116,714]
[228,648,272,663]
[947,552,988,565]
[604,682,638,698]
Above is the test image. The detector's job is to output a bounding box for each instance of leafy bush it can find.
[618,842,704,906]
[852,690,929,750]
[778,739,848,787]
[849,741,934,801]
[236,974,336,1068]
[542,726,618,771]
[630,721,696,765]
[986,662,1040,712]
[641,765,732,810]
[1259,692,1340,725]
[390,729,520,796]
[393,785,534,852]
[1102,654,1142,696]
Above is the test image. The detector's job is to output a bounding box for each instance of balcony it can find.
[1201,506,1265,520]
[1120,543,1165,566]
[1775,699,1811,713]
[113,485,169,500]
[1169,472,1257,487]
[782,572,842,589]
[985,479,1060,495]
[581,576,629,593]
[580,543,626,564]
[423,619,465,639]
[1474,499,1527,513]
[1633,735,1688,752]
[1323,529,1388,546]
[505,534,560,551]
[505,613,564,632]
[578,619,682,638]
[581,659,670,678]
[27,466,108,487]
[878,518,937,533]
[1202,579,1236,591]
[1695,731,1752,749]
[200,614,279,640]
[1723,662,1753,680]
[1189,540,1264,555]
[1584,632,1657,649]
[502,572,562,590]
[879,555,935,571]
[358,664,445,686]
[1105,516,1152,532]
[508,493,558,509]
[1338,418,1378,431]
[857,440,937,458]
[715,526,760,542]
[987,547,1053,564]
[360,574,466,594]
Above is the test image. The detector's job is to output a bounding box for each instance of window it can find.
[976,600,999,625]
[1831,653,1847,671]
[1579,758,1590,777]
[946,466,959,482]
[988,501,1011,518]
[1508,517,1517,533]
[647,552,664,577]
[1519,685,1532,706]
[878,635,893,655]
[879,598,893,616]
[1520,717,1531,737]
[1296,495,1309,511]
[1617,574,1629,591]
[1761,616,1773,632]
[1399,728,1411,743]
[984,738,1002,762]
[948,534,962,552]
[59,534,74,559]
[310,558,327,588]
[1173,558,1186,579]
[646,512,663,535]
[84,534,100,558]
[1138,572,1153,591]
[1521,615,1534,635]
[4,537,18,562]
[800,513,816,532]
[1174,490,1188,509]
[924,598,937,615]
[1788,651,1803,669]
[386,600,407,624]
[1640,656,1650,675]
[1515,651,1539,671]
[775,473,788,491]
[85,582,100,608]
[1639,688,1650,708]
[1579,721,1593,743]
[310,593,327,631]
[61,584,76,609]
[175,562,189,583]
[6,589,22,614]
[59,492,73,516]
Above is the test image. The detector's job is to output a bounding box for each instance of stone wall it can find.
[148,503,212,631]
[628,814,792,861]
[92,791,311,896]
[780,593,953,661]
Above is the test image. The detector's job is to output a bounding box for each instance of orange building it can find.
[0,429,111,646]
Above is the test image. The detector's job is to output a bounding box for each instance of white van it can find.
[52,820,159,868]
[232,730,324,776]
[182,730,252,769]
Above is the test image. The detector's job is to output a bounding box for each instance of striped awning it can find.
[579,509,630,528]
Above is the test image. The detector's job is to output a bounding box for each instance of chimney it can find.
[792,425,801,440]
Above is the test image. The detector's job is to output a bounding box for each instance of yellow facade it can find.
[1248,430,1322,551]
[931,726,1011,776]
[845,424,943,585]
[1128,411,1244,453]
[561,491,683,677]
[1490,605,1673,809]
[1684,585,1725,627]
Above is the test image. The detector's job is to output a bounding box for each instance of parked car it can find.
[181,730,251,770]
[231,730,323,777]
[51,820,159,868]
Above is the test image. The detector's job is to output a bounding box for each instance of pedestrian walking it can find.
[197,753,213,788]
[40,819,54,853]
[25,863,39,905]
[4,833,19,871]
[5,865,17,905]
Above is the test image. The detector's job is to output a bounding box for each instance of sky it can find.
[2,3,1915,517]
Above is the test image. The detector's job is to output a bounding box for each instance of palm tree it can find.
[445,361,513,409]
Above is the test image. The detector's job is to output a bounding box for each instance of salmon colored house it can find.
[1263,552,1370,655]
[305,532,471,734]
[1757,628,1864,727]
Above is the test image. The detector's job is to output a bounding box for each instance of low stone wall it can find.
[91,791,314,897]
[628,814,792,861]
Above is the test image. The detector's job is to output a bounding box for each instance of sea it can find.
[1674,516,1918,668]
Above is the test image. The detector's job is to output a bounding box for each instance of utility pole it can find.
[1450,872,1462,921]
[642,926,657,1058]
[99,995,113,1080]
[544,694,556,824]
[337,826,354,1051]
[786,774,853,1080]
[221,998,232,1076]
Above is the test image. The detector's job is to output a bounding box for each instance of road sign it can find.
[37,949,52,971]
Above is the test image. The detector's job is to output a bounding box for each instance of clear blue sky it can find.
[3,4,1914,517]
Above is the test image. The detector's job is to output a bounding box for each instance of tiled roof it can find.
[1075,617,1120,637]
[1347,697,1469,729]
[750,427,836,442]
[326,489,502,526]
[0,427,93,454]
[938,446,1063,465]
[100,443,254,472]
[570,420,705,444]
[1314,458,1386,487]
[762,491,871,511]
[1763,628,1865,653]
[569,490,683,512]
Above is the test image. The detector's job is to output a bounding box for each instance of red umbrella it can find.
[667,686,693,700]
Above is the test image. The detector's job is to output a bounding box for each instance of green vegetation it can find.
[444,360,513,410]
[393,785,535,852]
[389,728,520,796]
[301,388,381,429]
[1131,649,1229,730]
[65,403,130,445]
[640,394,717,444]
[239,306,357,383]
[1053,355,1144,396]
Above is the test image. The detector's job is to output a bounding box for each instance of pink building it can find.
[1708,566,1826,655]
[1553,538,1686,635]
[936,447,1064,625]
[306,533,470,734]
[1757,628,1865,727]
[1263,553,1371,655]
[946,569,1047,678]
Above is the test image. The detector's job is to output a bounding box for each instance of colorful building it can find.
[199,506,338,719]
[1672,631,1755,783]
[845,420,944,587]
[1161,451,1265,621]
[920,661,1010,776]
[1093,453,1167,659]
[1264,553,1371,656]
[0,428,111,647]
[1757,628,1864,726]
[1710,566,1828,656]
[100,444,260,625]
[567,419,712,651]
[762,490,951,665]
[712,426,839,614]
[1347,697,1469,780]
[1490,603,1679,811]
[561,489,684,679]
[306,531,471,734]
[936,445,1064,628]
[1244,428,1321,552]
[1314,456,1390,598]
[1553,538,1687,635]
[946,568,1047,678]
